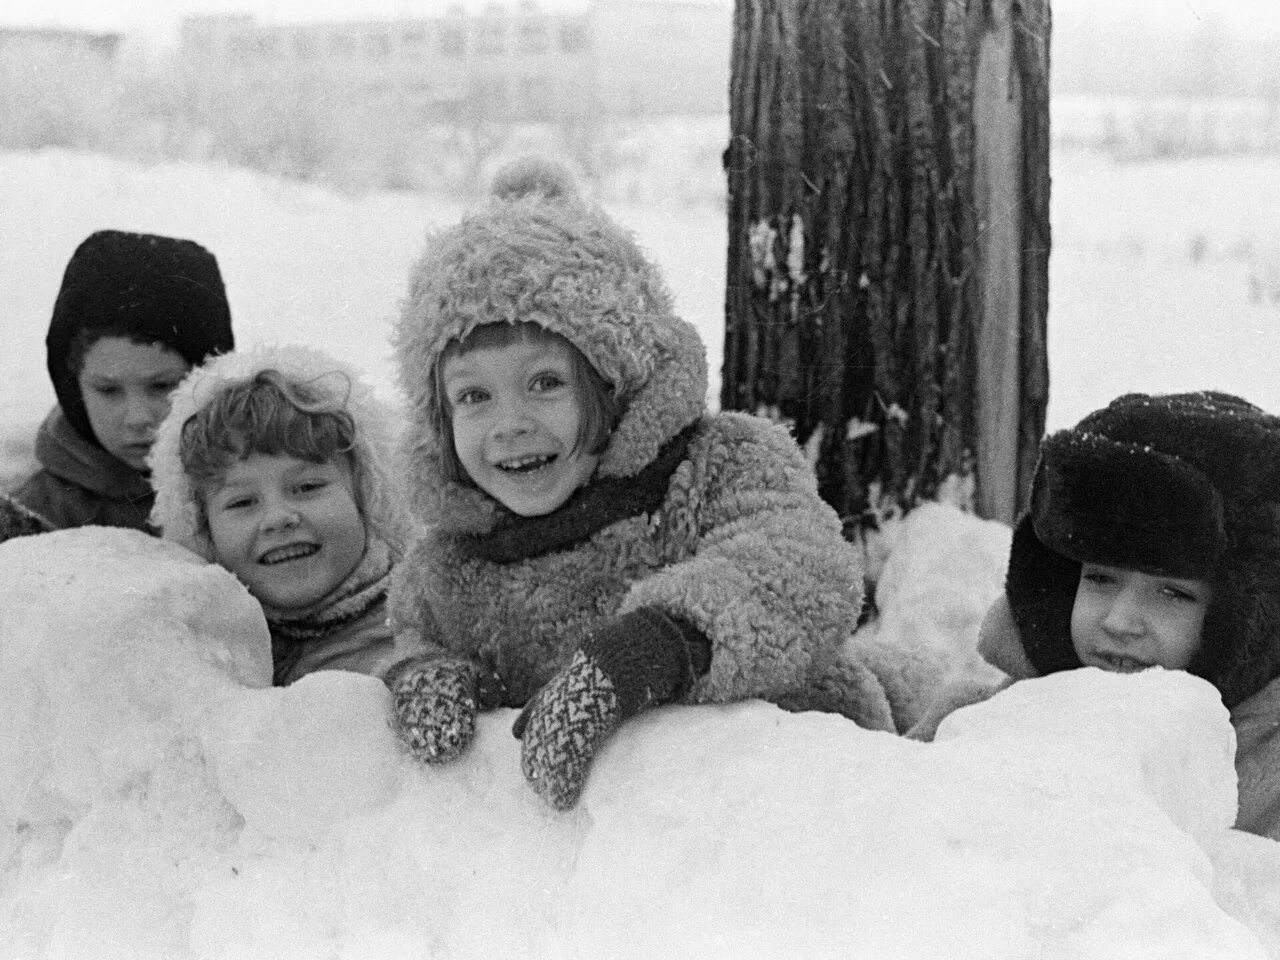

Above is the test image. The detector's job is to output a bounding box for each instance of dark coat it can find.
[11,408,155,532]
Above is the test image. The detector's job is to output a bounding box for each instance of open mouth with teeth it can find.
[1093,651,1151,673]
[258,543,319,565]
[496,453,557,474]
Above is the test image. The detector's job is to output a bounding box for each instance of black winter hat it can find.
[1006,391,1280,708]
[46,230,235,445]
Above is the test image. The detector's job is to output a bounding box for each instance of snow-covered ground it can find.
[4,515,1280,959]
[3,142,1280,956]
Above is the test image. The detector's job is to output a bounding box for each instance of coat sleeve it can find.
[386,535,453,668]
[618,412,864,704]
[10,470,81,531]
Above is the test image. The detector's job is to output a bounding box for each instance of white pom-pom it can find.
[489,156,581,204]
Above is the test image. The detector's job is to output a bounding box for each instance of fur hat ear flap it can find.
[1005,514,1083,677]
[1032,429,1227,579]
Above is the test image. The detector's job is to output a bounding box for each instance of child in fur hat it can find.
[10,230,235,533]
[386,157,894,811]
[908,391,1280,841]
[148,346,414,687]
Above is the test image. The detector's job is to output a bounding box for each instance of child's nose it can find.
[490,401,535,440]
[262,501,301,532]
[1101,590,1145,637]
[123,393,163,429]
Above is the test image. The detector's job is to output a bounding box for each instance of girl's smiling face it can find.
[204,453,367,611]
[442,337,600,517]
[1070,562,1212,673]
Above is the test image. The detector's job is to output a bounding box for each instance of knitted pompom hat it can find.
[1006,391,1280,708]
[147,344,414,561]
[47,230,234,446]
[393,156,707,533]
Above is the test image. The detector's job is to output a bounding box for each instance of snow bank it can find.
[853,502,1013,730]
[2,524,1278,958]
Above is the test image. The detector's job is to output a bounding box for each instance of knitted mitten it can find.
[513,607,710,810]
[388,655,504,764]
[0,494,53,543]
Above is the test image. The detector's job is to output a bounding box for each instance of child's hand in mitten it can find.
[388,655,504,764]
[512,608,710,810]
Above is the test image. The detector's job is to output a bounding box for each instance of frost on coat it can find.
[389,163,892,728]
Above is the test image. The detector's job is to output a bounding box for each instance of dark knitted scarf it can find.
[458,422,699,564]
[266,536,394,686]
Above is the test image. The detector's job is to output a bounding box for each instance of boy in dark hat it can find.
[9,230,235,532]
[908,391,1280,841]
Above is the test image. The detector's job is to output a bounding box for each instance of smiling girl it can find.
[10,230,234,531]
[148,346,413,687]
[384,158,896,811]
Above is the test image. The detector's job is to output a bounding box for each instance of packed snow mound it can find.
[853,501,1013,730]
[1,525,1278,959]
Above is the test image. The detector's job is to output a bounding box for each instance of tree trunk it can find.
[723,0,1050,529]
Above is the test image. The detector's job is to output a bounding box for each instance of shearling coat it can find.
[12,408,156,532]
[388,167,893,729]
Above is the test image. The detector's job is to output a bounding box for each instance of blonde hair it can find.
[179,367,365,523]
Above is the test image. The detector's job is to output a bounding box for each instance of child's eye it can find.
[149,380,180,395]
[1080,570,1115,586]
[1162,585,1202,604]
[220,496,254,511]
[295,480,328,495]
[452,387,489,406]
[90,384,122,398]
[530,372,567,392]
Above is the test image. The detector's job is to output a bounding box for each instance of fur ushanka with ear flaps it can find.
[908,391,1280,840]
[387,158,894,729]
[1008,390,1280,710]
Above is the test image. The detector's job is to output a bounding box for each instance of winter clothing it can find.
[11,230,234,533]
[906,391,1280,841]
[148,345,414,686]
[389,655,506,764]
[1232,675,1280,840]
[513,607,711,809]
[1009,390,1280,710]
[11,408,157,532]
[267,537,397,687]
[388,157,892,806]
[0,491,53,543]
[47,229,234,448]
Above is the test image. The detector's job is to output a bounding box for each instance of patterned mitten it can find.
[513,607,711,810]
[387,655,504,764]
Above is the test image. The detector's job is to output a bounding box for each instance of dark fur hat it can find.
[46,230,235,445]
[1007,391,1280,708]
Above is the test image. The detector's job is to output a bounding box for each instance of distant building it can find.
[178,0,730,123]
[0,26,122,63]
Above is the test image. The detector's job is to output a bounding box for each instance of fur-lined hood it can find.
[393,158,707,533]
[148,344,412,560]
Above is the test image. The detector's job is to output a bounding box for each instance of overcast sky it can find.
[3,0,1279,48]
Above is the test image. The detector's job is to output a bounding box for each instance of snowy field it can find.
[4,141,1280,957]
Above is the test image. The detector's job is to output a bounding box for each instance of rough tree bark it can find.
[722,0,1051,528]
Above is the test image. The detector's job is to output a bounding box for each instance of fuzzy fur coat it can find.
[388,165,894,730]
